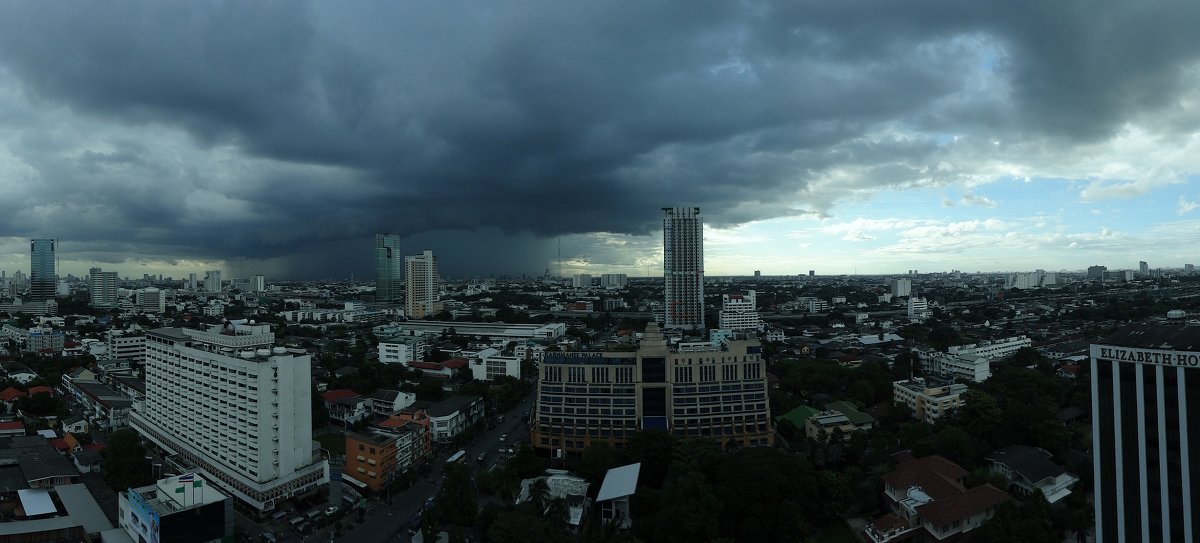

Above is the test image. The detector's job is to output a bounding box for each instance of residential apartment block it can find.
[107,329,146,363]
[662,207,704,330]
[946,335,1031,362]
[130,323,329,514]
[893,377,968,424]
[88,267,119,309]
[531,323,772,455]
[405,250,442,319]
[919,350,991,383]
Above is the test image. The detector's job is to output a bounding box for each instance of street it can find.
[335,393,536,543]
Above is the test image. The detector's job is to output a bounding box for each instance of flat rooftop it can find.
[1101,325,1200,351]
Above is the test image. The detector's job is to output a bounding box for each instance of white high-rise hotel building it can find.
[405,250,442,319]
[130,323,328,513]
[663,207,704,330]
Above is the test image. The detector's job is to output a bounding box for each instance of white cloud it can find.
[1178,196,1199,215]
[818,217,928,242]
[959,192,997,208]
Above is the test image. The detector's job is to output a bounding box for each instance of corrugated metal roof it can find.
[596,463,641,502]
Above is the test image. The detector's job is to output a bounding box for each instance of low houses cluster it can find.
[865,454,1010,543]
[775,400,876,443]
[322,388,420,426]
[987,445,1078,504]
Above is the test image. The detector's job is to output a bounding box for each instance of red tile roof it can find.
[0,387,26,402]
[0,421,24,431]
[917,484,1010,528]
[882,455,967,502]
[27,386,53,396]
[321,389,359,403]
[83,443,106,452]
[49,438,70,451]
[442,358,468,369]
[408,361,446,371]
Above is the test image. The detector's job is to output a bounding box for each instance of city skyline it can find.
[1,3,1200,279]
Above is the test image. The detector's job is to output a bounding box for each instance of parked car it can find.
[325,505,339,516]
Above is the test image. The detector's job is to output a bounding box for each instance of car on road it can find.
[476,453,486,464]
[325,505,339,516]
[499,433,508,442]
[259,532,277,543]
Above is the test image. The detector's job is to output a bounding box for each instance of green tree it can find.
[577,441,619,484]
[972,492,1058,543]
[102,429,153,491]
[434,463,478,527]
[655,471,720,543]
[529,477,551,514]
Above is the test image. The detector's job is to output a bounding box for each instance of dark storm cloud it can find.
[0,0,1199,276]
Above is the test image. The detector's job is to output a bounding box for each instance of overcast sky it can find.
[1,1,1199,280]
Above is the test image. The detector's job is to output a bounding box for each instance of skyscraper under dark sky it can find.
[662,207,704,330]
[375,233,403,303]
[28,238,55,301]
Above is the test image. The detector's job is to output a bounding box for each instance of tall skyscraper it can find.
[405,250,441,318]
[890,278,912,297]
[375,234,403,303]
[88,267,119,309]
[662,206,704,330]
[188,273,198,291]
[1140,260,1150,275]
[252,274,265,292]
[130,323,328,513]
[1091,325,1198,542]
[29,238,55,301]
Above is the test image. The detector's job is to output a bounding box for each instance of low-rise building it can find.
[946,335,1031,362]
[407,361,454,378]
[377,336,425,364]
[343,432,399,494]
[806,411,855,442]
[596,463,640,530]
[426,395,484,443]
[865,454,1009,543]
[118,473,233,543]
[920,350,991,382]
[0,435,81,488]
[468,348,522,381]
[1,362,38,385]
[517,470,591,532]
[367,389,416,417]
[106,329,146,363]
[892,377,968,424]
[987,445,1079,504]
[66,380,134,430]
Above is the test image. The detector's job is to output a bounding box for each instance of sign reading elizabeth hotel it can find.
[1091,344,1200,367]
